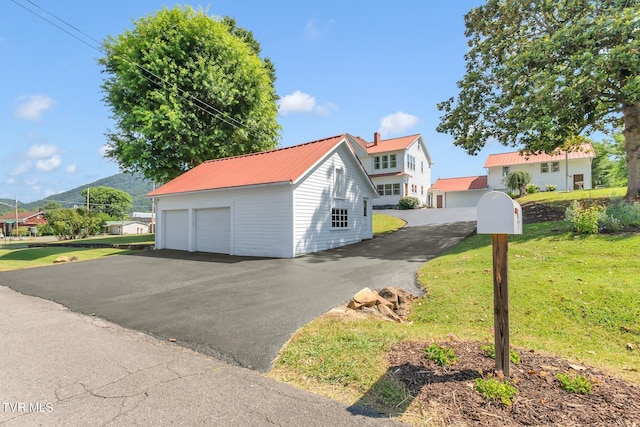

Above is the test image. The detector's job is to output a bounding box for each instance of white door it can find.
[195,208,231,254]
[164,209,189,251]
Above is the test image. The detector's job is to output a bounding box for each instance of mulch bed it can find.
[387,340,640,426]
[521,202,566,224]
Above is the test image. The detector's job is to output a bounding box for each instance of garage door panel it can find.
[164,210,188,251]
[196,208,231,254]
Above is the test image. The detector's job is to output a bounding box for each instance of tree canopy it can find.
[437,0,640,199]
[99,6,281,184]
[82,186,132,219]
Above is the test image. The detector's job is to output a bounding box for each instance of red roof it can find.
[430,176,488,192]
[148,135,349,197]
[0,211,46,224]
[366,134,421,154]
[483,143,595,168]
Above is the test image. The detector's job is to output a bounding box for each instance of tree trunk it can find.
[623,102,640,200]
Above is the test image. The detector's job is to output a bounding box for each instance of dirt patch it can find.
[387,340,640,426]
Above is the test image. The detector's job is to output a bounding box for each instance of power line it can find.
[9,0,260,137]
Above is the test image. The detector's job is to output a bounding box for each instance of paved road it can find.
[0,286,404,427]
[0,209,476,372]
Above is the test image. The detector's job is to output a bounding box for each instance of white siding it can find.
[487,157,593,192]
[441,190,489,209]
[293,144,373,256]
[404,140,430,206]
[155,185,293,258]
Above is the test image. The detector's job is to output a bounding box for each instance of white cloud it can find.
[27,144,59,159]
[14,94,56,121]
[279,90,337,116]
[378,112,420,137]
[304,18,336,40]
[65,164,77,173]
[36,155,62,172]
[279,90,316,115]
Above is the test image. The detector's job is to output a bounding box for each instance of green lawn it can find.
[269,188,640,417]
[373,213,405,235]
[0,234,154,271]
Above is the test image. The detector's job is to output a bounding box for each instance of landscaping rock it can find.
[353,287,378,307]
[346,287,416,322]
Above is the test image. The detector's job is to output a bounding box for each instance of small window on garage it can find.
[331,208,348,229]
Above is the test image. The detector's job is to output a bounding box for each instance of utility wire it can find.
[9,0,259,137]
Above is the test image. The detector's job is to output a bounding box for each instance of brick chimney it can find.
[372,132,380,146]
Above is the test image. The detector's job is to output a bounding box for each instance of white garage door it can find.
[164,209,189,251]
[195,208,231,254]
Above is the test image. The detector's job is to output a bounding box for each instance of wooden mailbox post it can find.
[477,191,523,377]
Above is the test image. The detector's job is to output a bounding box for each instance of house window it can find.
[551,161,560,172]
[363,199,368,217]
[334,166,346,199]
[390,154,397,168]
[377,184,401,196]
[502,166,510,176]
[407,155,416,171]
[421,161,424,173]
[381,155,389,169]
[421,186,424,195]
[374,157,380,169]
[541,162,549,173]
[331,208,348,228]
[411,184,417,194]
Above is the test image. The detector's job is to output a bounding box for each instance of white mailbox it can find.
[477,191,523,235]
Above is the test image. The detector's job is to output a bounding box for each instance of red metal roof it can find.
[430,176,488,192]
[148,135,348,197]
[366,134,420,154]
[483,143,595,168]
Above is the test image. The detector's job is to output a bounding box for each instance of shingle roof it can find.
[430,176,488,192]
[483,143,595,168]
[148,135,349,197]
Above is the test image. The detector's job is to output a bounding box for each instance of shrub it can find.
[525,183,540,194]
[564,201,605,234]
[424,343,458,366]
[556,373,593,394]
[545,184,557,192]
[398,196,420,210]
[475,375,518,405]
[605,200,640,228]
[480,343,521,364]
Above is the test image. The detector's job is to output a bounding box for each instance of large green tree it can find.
[437,0,640,199]
[99,6,280,184]
[81,186,132,219]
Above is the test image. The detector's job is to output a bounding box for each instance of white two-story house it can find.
[484,143,596,192]
[347,133,432,208]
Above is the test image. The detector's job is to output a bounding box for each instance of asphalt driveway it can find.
[0,209,476,372]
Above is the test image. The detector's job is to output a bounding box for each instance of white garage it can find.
[148,135,378,258]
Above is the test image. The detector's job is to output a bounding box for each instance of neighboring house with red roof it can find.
[429,176,488,209]
[347,133,432,208]
[147,135,378,258]
[484,143,595,192]
[0,209,47,237]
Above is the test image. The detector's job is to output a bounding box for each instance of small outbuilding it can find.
[147,135,378,258]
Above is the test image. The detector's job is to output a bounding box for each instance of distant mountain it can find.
[5,173,155,215]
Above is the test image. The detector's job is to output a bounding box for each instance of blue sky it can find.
[2,0,511,203]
